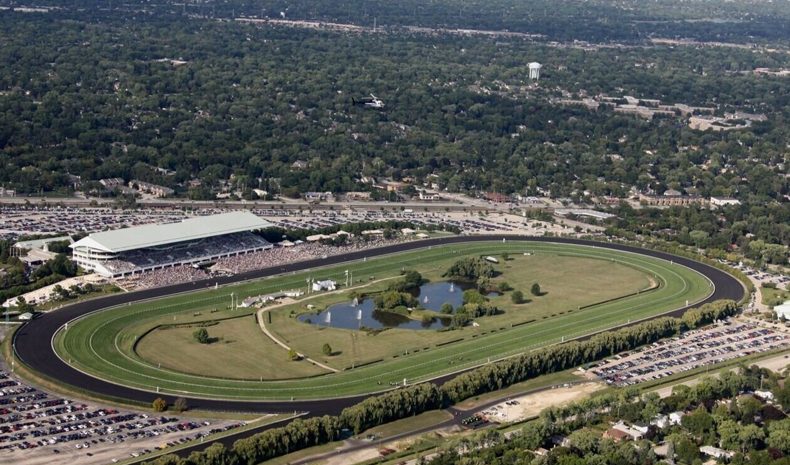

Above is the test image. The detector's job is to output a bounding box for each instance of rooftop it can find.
[70,212,271,253]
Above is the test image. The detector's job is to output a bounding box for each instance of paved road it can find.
[11,236,744,460]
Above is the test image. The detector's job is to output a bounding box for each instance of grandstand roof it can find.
[70,212,271,253]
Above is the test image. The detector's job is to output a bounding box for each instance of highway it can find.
[10,236,745,460]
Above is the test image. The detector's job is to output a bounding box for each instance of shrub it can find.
[152,397,168,412]
[193,328,209,344]
[497,281,513,292]
[531,283,542,296]
[173,398,188,413]
[462,289,487,305]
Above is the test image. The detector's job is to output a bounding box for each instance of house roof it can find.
[70,212,271,253]
[605,429,631,439]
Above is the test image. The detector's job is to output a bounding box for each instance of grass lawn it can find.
[762,286,790,307]
[262,440,343,465]
[363,410,452,438]
[135,316,328,380]
[54,241,713,400]
[270,254,652,370]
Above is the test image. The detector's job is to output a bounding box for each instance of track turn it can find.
[14,236,744,415]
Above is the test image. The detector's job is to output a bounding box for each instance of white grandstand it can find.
[70,212,273,277]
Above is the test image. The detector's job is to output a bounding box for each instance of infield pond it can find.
[297,281,499,330]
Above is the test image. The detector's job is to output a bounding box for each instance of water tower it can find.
[529,62,542,80]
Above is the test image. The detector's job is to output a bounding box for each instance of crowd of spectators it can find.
[113,237,407,289]
[117,265,209,290]
[103,232,271,274]
[212,237,406,274]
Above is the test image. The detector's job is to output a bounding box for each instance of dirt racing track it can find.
[13,236,744,416]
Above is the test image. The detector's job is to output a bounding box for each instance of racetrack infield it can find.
[13,236,744,415]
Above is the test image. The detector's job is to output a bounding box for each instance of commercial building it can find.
[70,212,272,277]
[710,196,741,207]
[129,180,174,197]
[774,301,790,320]
[639,190,703,206]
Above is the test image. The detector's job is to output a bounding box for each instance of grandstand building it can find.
[70,212,273,277]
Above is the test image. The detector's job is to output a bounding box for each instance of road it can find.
[0,195,487,212]
[10,236,745,460]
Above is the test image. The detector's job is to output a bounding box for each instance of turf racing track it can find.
[14,236,744,416]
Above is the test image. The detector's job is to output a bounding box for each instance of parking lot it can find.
[0,205,576,240]
[589,319,790,387]
[0,357,247,465]
[472,382,603,425]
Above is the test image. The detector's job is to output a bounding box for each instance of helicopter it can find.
[352,94,384,109]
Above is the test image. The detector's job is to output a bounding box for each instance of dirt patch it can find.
[483,383,604,423]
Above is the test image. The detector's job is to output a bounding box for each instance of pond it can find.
[297,281,487,330]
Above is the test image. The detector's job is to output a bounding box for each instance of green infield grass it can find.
[54,241,713,400]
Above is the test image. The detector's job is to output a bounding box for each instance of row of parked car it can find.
[592,322,789,387]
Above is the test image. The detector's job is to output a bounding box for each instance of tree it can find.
[14,296,33,313]
[440,302,454,314]
[717,419,741,450]
[53,284,69,299]
[445,258,494,280]
[681,406,715,439]
[511,290,525,304]
[568,429,598,455]
[389,270,423,291]
[520,420,552,450]
[673,437,699,463]
[322,344,332,356]
[173,397,188,413]
[187,443,238,465]
[739,424,765,452]
[767,423,790,455]
[374,291,419,311]
[774,385,790,412]
[462,289,487,305]
[193,328,210,344]
[738,395,764,424]
[288,349,300,361]
[501,252,509,261]
[531,283,542,296]
[152,397,168,412]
